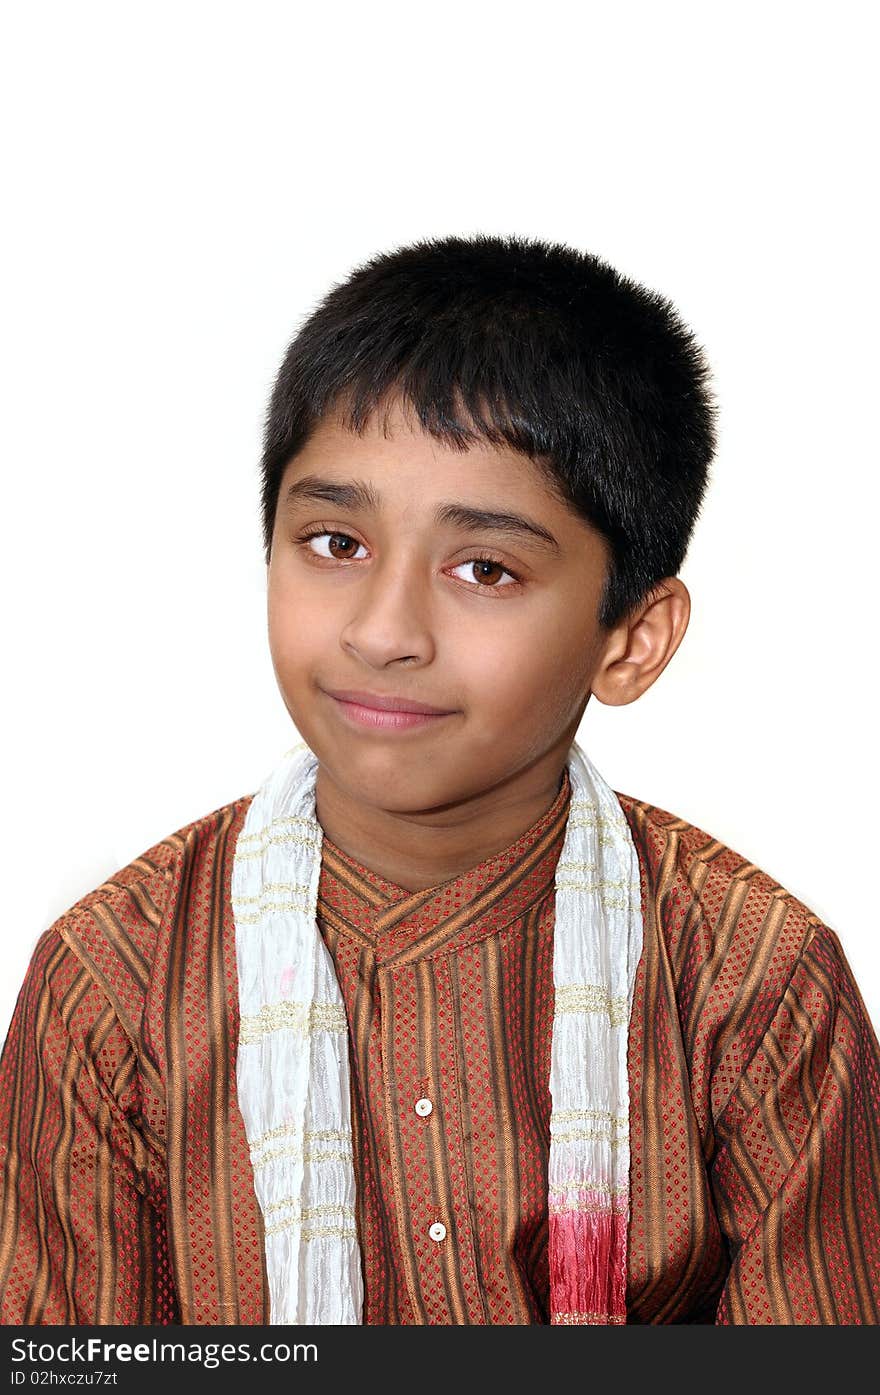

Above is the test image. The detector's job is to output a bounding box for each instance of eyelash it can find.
[294,527,524,592]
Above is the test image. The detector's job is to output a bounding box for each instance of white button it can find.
[415,1097,433,1117]
[428,1222,447,1243]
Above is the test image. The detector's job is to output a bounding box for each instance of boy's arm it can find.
[0,924,179,1324]
[710,923,880,1323]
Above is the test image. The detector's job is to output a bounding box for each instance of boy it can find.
[1,234,878,1325]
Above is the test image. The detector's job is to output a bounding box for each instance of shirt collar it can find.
[317,767,572,966]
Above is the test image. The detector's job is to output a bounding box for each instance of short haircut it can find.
[260,233,717,628]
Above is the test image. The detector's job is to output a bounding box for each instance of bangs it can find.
[286,297,588,499]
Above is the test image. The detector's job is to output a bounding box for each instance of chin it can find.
[353,765,451,807]
[327,754,462,813]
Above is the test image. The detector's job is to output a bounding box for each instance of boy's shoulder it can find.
[615,787,823,927]
[615,787,835,1000]
[53,786,825,948]
[55,792,258,945]
[30,793,257,1045]
[47,786,831,945]
[30,787,838,1058]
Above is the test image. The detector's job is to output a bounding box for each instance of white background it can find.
[2,0,877,1042]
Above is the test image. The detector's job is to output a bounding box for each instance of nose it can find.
[339,557,436,669]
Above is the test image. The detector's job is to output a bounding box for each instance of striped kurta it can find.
[1,779,879,1324]
[314,769,574,1323]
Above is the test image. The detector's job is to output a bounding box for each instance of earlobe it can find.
[590,578,691,707]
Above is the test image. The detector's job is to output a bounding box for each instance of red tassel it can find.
[549,1205,627,1324]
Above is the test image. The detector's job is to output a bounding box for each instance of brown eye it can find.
[449,557,519,589]
[472,560,505,585]
[451,555,518,588]
[304,531,368,561]
[327,533,359,558]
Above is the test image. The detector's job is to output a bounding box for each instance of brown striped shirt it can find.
[1,781,879,1323]
[314,768,573,1323]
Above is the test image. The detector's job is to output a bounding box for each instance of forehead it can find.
[282,399,572,517]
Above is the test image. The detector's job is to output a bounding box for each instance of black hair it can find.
[260,233,717,628]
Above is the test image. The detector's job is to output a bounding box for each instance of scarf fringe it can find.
[549,1203,629,1324]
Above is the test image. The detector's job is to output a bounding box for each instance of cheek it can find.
[267,576,314,677]
[465,607,594,721]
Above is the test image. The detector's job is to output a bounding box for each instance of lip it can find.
[324,687,455,715]
[322,687,457,732]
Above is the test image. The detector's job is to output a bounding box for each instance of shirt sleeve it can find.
[0,924,180,1324]
[710,923,880,1323]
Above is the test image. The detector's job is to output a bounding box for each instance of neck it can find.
[313,752,570,892]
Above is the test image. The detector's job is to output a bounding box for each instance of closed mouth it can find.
[323,687,456,716]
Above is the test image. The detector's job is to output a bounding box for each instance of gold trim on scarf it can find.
[249,1126,354,1172]
[553,1312,626,1325]
[263,1199,358,1239]
[232,882,314,920]
[550,1107,629,1146]
[239,1000,348,1044]
[549,1130,627,1148]
[553,983,629,1027]
[252,1144,354,1171]
[249,1124,349,1152]
[235,819,323,860]
[549,1178,629,1198]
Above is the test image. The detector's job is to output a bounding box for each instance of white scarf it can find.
[232,739,643,1324]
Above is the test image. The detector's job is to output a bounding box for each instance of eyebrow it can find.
[282,476,561,553]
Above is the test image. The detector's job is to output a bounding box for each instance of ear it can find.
[590,578,691,707]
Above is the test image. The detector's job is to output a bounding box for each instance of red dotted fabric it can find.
[315,771,572,1323]
[2,786,879,1323]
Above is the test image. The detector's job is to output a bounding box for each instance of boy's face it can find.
[267,399,614,819]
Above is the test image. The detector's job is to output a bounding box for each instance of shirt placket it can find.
[317,769,571,1324]
[374,949,487,1323]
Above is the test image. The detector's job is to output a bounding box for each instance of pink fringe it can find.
[549,1200,628,1325]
